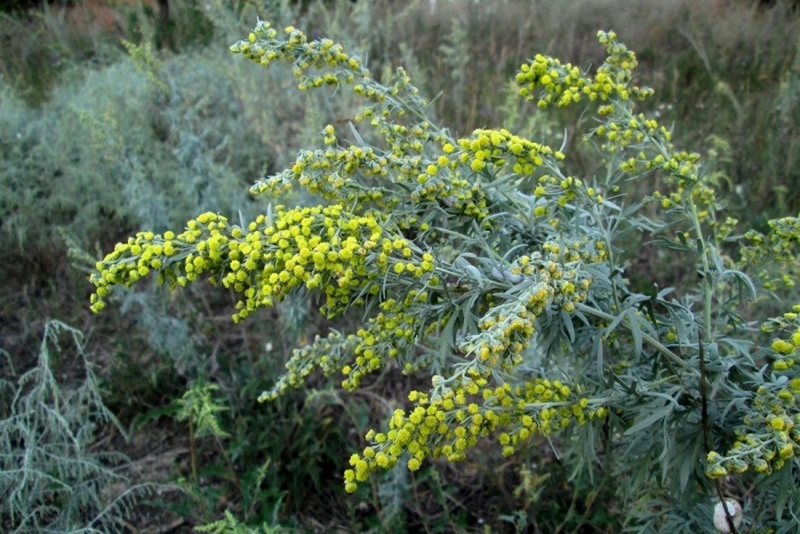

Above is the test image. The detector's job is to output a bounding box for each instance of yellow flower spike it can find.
[773,339,794,355]
[771,417,786,431]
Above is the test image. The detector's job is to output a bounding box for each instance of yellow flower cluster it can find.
[516,52,588,108]
[515,29,727,232]
[707,377,800,478]
[591,114,671,156]
[740,216,800,291]
[762,306,800,370]
[253,143,394,204]
[532,173,607,210]
[462,251,595,369]
[261,293,442,400]
[455,128,564,176]
[231,20,366,91]
[516,31,653,109]
[580,85,722,224]
[393,126,574,224]
[90,212,226,313]
[460,282,550,370]
[233,25,438,222]
[259,331,359,402]
[644,149,718,214]
[588,91,725,229]
[341,291,438,391]
[707,307,800,478]
[90,204,436,321]
[260,124,495,224]
[233,22,443,220]
[343,374,605,493]
[353,68,432,142]
[251,100,498,226]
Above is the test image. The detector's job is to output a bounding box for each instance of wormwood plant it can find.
[90,21,800,531]
[0,321,157,533]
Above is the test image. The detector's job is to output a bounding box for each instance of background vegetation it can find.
[1,0,799,531]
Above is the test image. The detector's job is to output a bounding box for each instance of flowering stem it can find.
[686,192,714,340]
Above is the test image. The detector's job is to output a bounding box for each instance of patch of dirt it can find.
[100,420,195,533]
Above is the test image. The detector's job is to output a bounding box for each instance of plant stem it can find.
[686,193,714,340]
[189,419,198,487]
